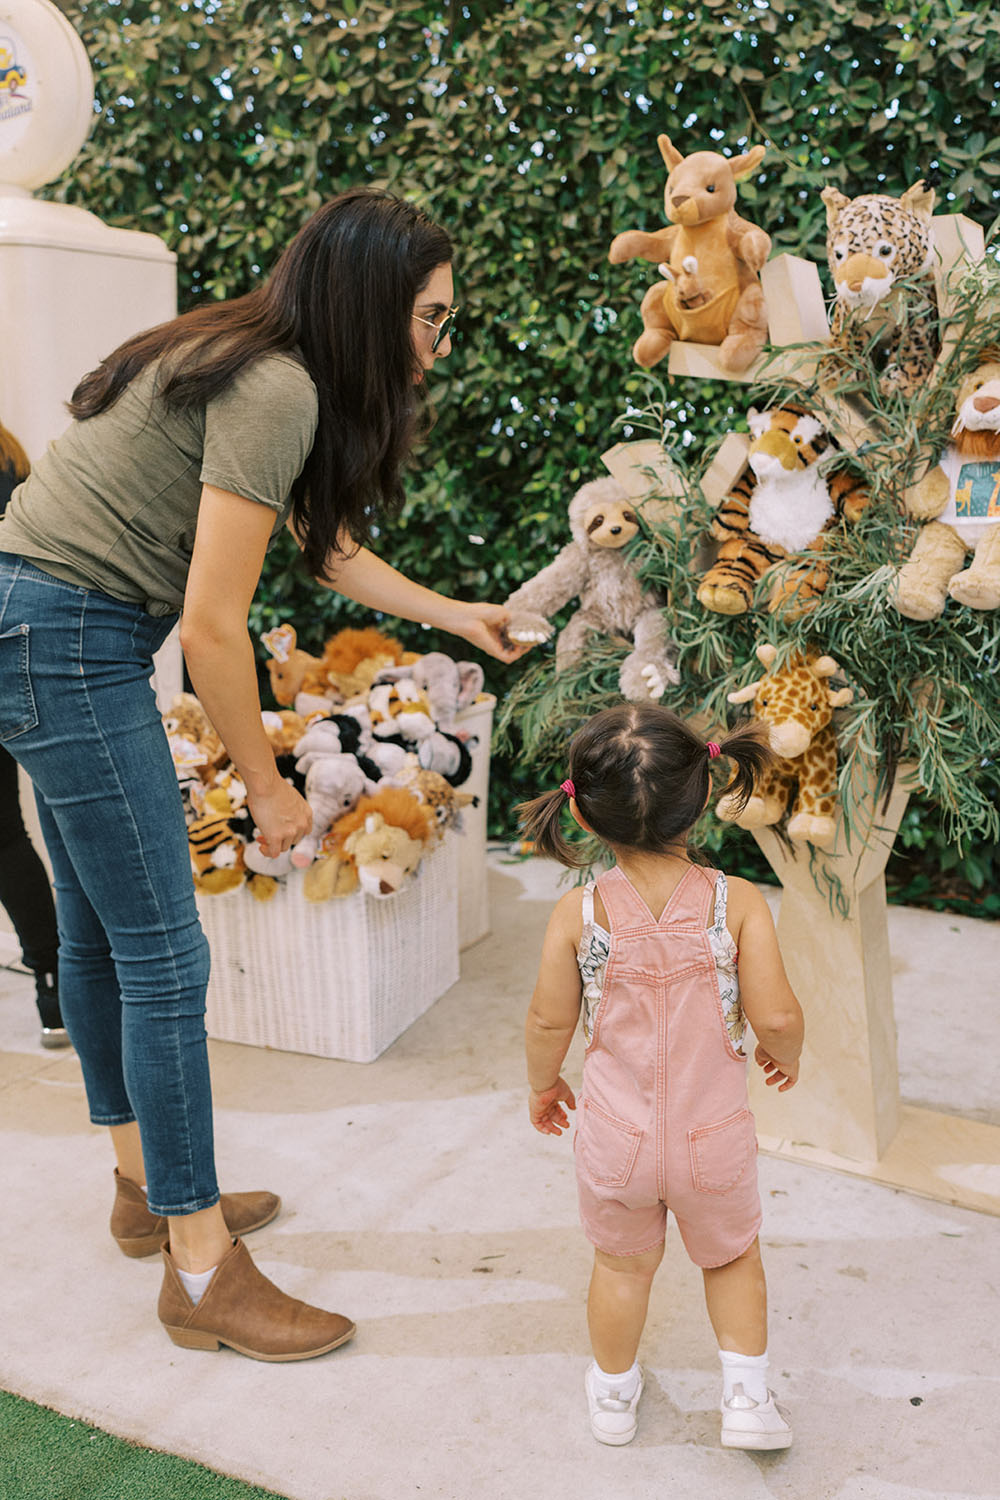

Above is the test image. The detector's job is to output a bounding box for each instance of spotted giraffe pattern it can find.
[718,650,850,845]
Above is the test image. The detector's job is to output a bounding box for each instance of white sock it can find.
[719,1349,769,1404]
[177,1264,217,1306]
[590,1359,641,1402]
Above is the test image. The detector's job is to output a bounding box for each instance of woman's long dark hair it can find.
[516,703,773,868]
[69,188,453,579]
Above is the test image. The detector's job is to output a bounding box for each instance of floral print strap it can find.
[709,873,746,1056]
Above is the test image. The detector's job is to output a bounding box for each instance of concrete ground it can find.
[1,852,998,1500]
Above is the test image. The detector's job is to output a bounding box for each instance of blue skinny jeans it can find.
[0,555,219,1216]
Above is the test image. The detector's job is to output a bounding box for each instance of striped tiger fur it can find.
[188,810,247,894]
[698,406,868,618]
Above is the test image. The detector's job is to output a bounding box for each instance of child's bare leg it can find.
[702,1238,791,1448]
[587,1244,664,1372]
[701,1236,767,1355]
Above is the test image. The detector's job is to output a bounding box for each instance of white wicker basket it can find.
[197,832,460,1062]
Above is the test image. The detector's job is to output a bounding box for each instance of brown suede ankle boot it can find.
[158,1238,355,1360]
[111,1170,281,1258]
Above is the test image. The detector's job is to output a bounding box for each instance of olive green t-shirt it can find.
[0,351,319,616]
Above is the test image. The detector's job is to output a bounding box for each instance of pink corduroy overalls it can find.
[574,863,761,1268]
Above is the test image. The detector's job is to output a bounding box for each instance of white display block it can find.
[199,833,460,1063]
[0,187,177,913]
[0,195,176,462]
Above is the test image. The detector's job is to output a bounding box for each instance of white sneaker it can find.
[585,1362,643,1446]
[720,1383,793,1450]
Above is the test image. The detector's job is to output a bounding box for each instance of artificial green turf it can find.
[0,1390,291,1500]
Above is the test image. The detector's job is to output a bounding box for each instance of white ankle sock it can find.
[177,1264,217,1305]
[719,1349,769,1404]
[591,1359,641,1402]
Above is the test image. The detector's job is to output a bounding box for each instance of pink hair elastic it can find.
[706,742,722,759]
[560,779,576,798]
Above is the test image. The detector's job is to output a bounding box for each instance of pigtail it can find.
[515,786,587,869]
[713,722,774,817]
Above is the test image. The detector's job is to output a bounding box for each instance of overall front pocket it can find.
[577,1098,642,1188]
[0,625,38,740]
[689,1108,757,1194]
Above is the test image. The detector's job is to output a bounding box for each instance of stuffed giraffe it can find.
[715,643,853,847]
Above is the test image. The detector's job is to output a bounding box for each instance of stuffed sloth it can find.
[503,477,679,700]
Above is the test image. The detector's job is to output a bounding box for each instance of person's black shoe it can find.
[34,970,71,1050]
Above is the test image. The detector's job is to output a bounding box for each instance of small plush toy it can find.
[162,693,227,776]
[366,679,436,743]
[188,766,248,822]
[291,717,382,782]
[821,180,939,399]
[302,786,436,902]
[320,626,416,699]
[336,701,413,779]
[609,135,771,372]
[343,809,431,899]
[374,651,484,733]
[188,795,249,895]
[503,476,678,700]
[892,357,1000,619]
[261,624,336,716]
[387,763,477,839]
[260,709,309,756]
[715,644,853,847]
[290,752,378,868]
[698,406,869,618]
[417,729,477,787]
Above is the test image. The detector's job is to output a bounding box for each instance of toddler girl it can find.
[520,703,803,1451]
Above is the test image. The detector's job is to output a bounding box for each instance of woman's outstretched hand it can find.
[449,601,535,663]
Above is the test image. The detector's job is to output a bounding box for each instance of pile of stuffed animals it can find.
[165,627,483,903]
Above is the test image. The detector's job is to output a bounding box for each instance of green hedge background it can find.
[51,0,1000,913]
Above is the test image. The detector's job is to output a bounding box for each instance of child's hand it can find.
[529,1079,577,1136]
[754,1043,799,1091]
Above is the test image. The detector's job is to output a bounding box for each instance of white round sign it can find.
[0,0,93,191]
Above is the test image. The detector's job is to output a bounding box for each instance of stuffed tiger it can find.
[821,181,940,399]
[188,807,247,894]
[697,406,869,618]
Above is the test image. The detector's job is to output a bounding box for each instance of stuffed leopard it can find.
[821,180,940,399]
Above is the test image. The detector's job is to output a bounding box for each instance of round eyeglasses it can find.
[412,304,459,352]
